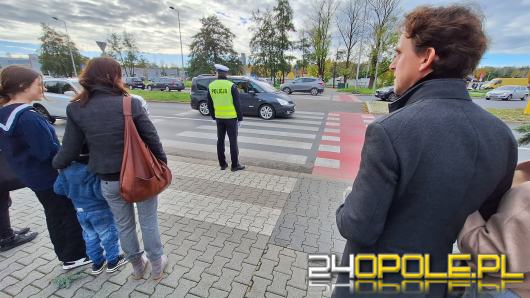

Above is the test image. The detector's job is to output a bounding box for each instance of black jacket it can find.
[335,79,517,276]
[52,88,166,180]
[207,82,243,121]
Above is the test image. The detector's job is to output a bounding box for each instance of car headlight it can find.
[277,98,289,106]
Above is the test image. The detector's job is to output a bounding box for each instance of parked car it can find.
[146,77,184,91]
[375,86,398,102]
[35,78,149,124]
[124,77,146,89]
[485,85,528,101]
[280,77,324,96]
[190,75,296,120]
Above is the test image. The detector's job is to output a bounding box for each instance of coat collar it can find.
[389,79,471,113]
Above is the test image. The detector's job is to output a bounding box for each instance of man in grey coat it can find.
[334,5,518,297]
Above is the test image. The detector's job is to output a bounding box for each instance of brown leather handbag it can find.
[120,96,172,202]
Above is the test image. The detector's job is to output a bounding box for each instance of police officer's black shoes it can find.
[220,165,228,170]
[231,164,246,172]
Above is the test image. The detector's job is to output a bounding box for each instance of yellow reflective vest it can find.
[209,80,237,119]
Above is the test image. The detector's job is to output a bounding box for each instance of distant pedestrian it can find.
[0,152,38,252]
[207,64,245,171]
[54,146,127,275]
[0,65,89,269]
[53,57,168,280]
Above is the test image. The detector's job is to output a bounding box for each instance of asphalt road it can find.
[53,89,529,175]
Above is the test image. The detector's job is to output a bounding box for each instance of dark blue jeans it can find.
[77,208,119,265]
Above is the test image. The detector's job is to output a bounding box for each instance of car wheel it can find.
[504,95,512,101]
[34,105,55,124]
[146,85,152,91]
[485,97,490,100]
[310,88,318,96]
[198,101,210,116]
[259,104,275,120]
[522,95,527,101]
[282,87,291,94]
[165,86,170,92]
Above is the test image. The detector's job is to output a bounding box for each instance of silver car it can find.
[485,85,528,101]
[34,78,149,123]
[280,77,325,96]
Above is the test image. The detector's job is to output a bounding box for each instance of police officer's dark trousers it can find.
[216,118,239,168]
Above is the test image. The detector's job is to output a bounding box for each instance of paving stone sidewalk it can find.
[1,155,351,297]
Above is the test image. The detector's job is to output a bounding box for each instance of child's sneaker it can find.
[106,254,128,273]
[63,257,92,270]
[90,261,106,275]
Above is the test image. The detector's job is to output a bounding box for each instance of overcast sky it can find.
[1,0,530,67]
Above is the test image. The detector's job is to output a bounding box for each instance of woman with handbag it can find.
[53,57,169,280]
[0,151,38,251]
[0,65,88,268]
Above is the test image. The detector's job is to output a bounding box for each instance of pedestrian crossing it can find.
[157,111,327,167]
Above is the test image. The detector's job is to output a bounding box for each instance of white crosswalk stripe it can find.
[162,140,308,165]
[196,125,317,139]
[177,131,313,149]
[240,121,321,132]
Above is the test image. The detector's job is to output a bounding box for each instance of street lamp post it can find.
[52,16,77,77]
[169,6,185,79]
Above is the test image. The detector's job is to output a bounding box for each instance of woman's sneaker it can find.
[63,257,92,270]
[107,254,128,273]
[90,261,106,275]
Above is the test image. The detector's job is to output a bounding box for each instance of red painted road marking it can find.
[312,112,369,181]
[335,93,362,103]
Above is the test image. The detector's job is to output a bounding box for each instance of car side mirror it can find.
[64,91,76,97]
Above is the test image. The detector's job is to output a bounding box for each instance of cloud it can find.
[0,0,529,65]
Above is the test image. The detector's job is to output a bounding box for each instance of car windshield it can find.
[496,86,514,91]
[251,79,276,92]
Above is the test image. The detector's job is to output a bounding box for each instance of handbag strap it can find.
[123,96,132,117]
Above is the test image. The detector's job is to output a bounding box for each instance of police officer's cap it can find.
[214,64,229,72]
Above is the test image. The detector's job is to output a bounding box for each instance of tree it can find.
[294,30,312,76]
[309,0,337,80]
[365,0,400,88]
[38,24,84,77]
[107,31,142,77]
[273,0,296,83]
[336,0,363,83]
[188,16,242,77]
[250,9,279,82]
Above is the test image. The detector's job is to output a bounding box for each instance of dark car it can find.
[191,75,296,120]
[146,77,185,91]
[124,77,146,90]
[375,86,398,102]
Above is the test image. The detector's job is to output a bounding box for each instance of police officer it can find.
[207,64,245,172]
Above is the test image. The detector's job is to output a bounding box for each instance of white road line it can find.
[240,121,320,132]
[152,119,165,124]
[177,131,313,149]
[163,140,308,165]
[319,144,341,153]
[327,117,340,121]
[175,111,199,117]
[321,135,340,141]
[328,113,340,117]
[326,122,340,127]
[324,128,340,133]
[292,115,326,120]
[196,125,317,140]
[314,157,340,169]
[295,111,325,116]
[246,118,323,126]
